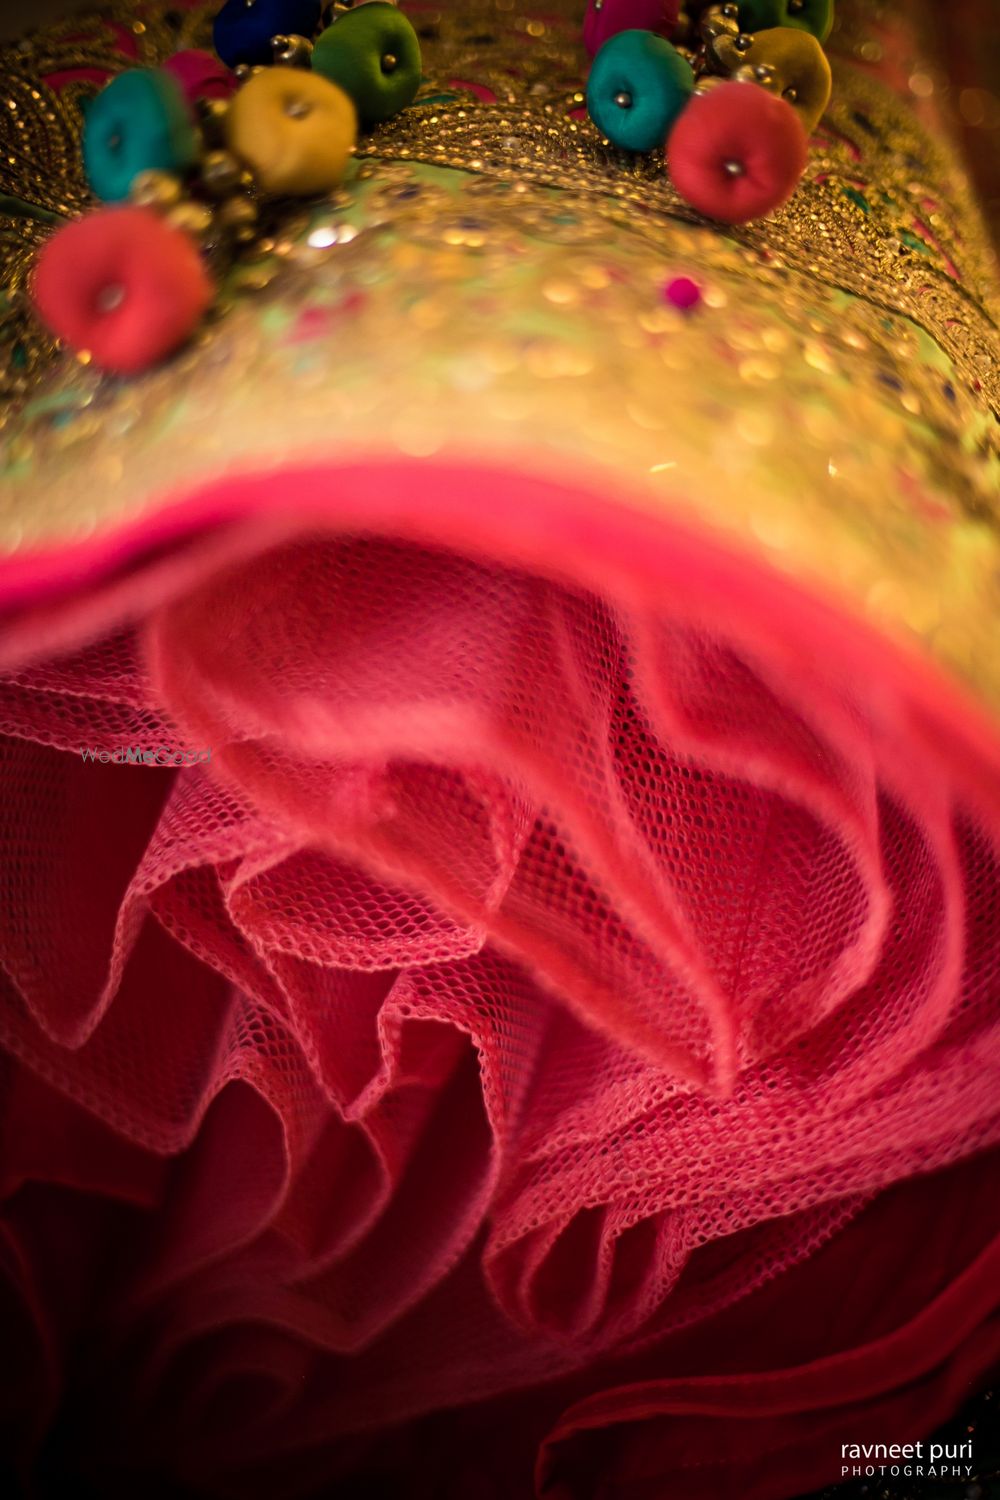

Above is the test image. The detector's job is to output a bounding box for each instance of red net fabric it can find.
[0,521,998,1496]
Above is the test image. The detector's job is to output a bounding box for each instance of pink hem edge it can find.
[1,455,998,810]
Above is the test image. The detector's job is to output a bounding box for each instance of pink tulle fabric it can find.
[0,461,998,1497]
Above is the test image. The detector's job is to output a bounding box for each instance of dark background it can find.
[0,0,87,38]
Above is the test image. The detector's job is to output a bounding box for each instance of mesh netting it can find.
[0,527,998,1497]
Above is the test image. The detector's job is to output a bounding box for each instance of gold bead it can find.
[271,32,314,66]
[701,3,740,43]
[129,170,183,212]
[200,149,244,197]
[216,194,258,238]
[198,98,231,147]
[166,200,214,240]
[733,61,777,88]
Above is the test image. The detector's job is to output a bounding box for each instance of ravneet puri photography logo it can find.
[79,745,211,766]
[841,1438,975,1481]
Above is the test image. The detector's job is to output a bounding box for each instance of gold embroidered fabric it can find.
[0,0,999,717]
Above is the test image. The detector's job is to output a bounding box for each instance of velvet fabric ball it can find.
[82,69,198,204]
[738,0,834,44]
[212,0,322,70]
[667,81,807,224]
[744,26,832,135]
[738,0,786,29]
[31,207,213,374]
[225,67,357,197]
[587,31,694,153]
[163,49,237,106]
[583,0,680,59]
[311,2,422,127]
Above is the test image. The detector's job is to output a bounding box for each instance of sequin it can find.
[664,274,701,310]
